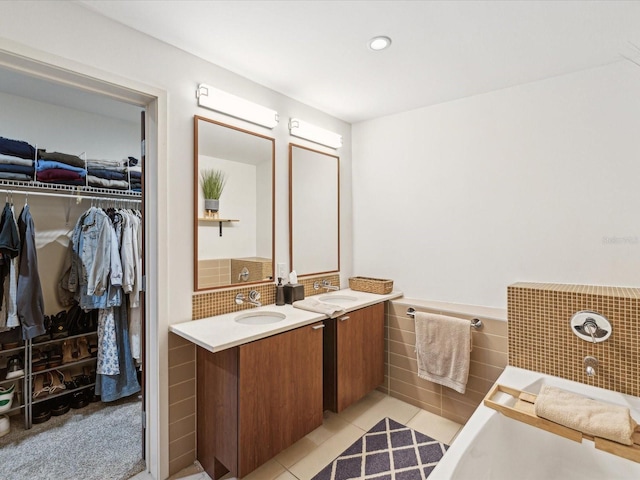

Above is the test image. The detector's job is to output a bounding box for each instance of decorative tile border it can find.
[508,282,640,397]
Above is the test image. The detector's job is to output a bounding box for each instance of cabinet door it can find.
[238,322,324,477]
[336,302,385,412]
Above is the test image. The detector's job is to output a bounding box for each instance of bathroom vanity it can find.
[170,289,401,478]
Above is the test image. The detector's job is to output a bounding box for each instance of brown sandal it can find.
[32,373,50,399]
[48,370,66,395]
[77,337,91,360]
[62,340,74,364]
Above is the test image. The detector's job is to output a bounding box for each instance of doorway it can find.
[0,47,163,479]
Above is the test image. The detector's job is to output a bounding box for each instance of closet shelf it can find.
[0,179,142,200]
[35,356,96,375]
[0,375,24,386]
[33,331,97,348]
[0,345,26,355]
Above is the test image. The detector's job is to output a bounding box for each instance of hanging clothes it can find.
[60,203,142,402]
[16,204,45,340]
[94,290,140,402]
[0,202,20,330]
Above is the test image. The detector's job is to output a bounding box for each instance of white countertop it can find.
[170,288,403,353]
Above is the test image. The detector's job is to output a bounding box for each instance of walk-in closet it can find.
[0,65,146,480]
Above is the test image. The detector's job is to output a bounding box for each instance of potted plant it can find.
[200,168,227,215]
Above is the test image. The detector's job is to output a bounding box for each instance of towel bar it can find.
[406,307,482,329]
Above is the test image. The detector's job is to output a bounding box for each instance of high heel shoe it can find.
[77,336,91,360]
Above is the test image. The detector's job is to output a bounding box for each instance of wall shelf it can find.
[198,218,239,236]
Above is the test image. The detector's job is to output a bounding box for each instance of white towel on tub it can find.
[415,312,471,394]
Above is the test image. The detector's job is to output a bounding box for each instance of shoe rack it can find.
[30,331,98,426]
[0,329,98,430]
[0,338,29,430]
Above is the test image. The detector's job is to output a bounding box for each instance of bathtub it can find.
[430,366,640,479]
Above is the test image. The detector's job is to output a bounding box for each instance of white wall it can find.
[0,2,352,477]
[353,61,640,308]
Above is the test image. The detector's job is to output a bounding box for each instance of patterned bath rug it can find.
[312,417,449,480]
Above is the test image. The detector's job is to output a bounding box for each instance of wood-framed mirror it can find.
[289,143,340,277]
[194,116,275,291]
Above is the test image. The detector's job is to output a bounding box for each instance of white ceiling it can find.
[78,0,640,124]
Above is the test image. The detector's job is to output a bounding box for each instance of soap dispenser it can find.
[276,278,285,306]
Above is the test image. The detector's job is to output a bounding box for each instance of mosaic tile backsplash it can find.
[508,282,640,397]
[192,273,341,319]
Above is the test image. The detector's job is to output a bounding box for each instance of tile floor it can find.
[162,390,463,480]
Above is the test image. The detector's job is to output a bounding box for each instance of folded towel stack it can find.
[535,385,638,445]
[415,312,471,394]
[292,297,345,318]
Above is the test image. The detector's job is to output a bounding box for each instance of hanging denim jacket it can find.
[16,205,45,340]
[68,207,112,297]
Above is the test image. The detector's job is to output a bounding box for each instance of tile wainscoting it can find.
[167,274,341,476]
[384,299,508,425]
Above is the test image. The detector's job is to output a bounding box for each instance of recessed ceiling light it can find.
[368,36,392,51]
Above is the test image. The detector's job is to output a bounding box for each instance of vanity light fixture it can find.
[289,118,342,149]
[196,83,279,129]
[368,35,392,51]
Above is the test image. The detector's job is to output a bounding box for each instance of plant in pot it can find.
[200,168,227,218]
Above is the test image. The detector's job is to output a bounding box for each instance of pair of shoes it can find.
[0,383,15,413]
[0,414,9,436]
[5,356,24,379]
[61,337,91,364]
[32,347,63,371]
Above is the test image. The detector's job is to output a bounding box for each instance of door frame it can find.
[0,38,169,480]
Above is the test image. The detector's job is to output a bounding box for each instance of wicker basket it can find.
[348,276,394,295]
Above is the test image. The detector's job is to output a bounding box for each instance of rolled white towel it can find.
[293,297,345,318]
[535,384,638,445]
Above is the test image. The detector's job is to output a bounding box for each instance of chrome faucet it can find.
[322,280,339,291]
[235,290,262,307]
[584,356,598,377]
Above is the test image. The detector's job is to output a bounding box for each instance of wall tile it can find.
[385,300,508,424]
[508,282,640,397]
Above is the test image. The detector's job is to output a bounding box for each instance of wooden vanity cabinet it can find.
[197,321,324,479]
[323,302,385,413]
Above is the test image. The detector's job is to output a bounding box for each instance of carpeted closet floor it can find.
[0,395,145,480]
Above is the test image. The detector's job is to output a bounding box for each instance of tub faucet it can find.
[584,356,598,377]
[235,290,262,307]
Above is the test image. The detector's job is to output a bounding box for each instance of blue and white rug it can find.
[312,417,449,480]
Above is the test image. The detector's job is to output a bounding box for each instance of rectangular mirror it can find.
[194,116,275,290]
[289,143,339,277]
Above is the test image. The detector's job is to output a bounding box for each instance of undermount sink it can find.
[234,311,286,325]
[318,294,358,306]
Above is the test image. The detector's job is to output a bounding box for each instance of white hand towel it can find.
[415,312,471,394]
[293,297,345,318]
[535,384,638,445]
